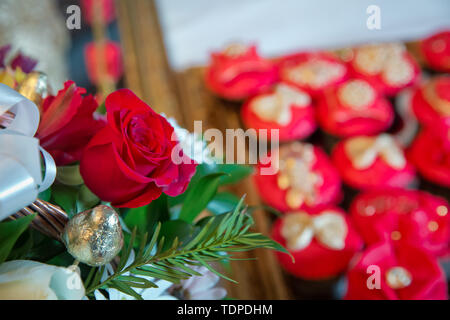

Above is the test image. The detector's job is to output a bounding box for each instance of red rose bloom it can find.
[272,207,363,280]
[345,241,448,300]
[420,30,450,72]
[80,89,197,207]
[408,129,450,187]
[316,78,394,137]
[37,81,105,166]
[350,189,450,257]
[205,44,278,100]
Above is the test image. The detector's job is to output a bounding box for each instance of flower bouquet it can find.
[0,47,287,300]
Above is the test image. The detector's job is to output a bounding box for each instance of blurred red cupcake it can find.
[332,134,416,190]
[205,44,278,100]
[84,41,123,85]
[408,129,450,187]
[254,142,341,212]
[411,75,450,140]
[347,43,420,96]
[420,30,450,72]
[350,189,450,257]
[241,83,316,141]
[272,207,363,280]
[279,52,348,96]
[345,241,448,300]
[316,78,394,137]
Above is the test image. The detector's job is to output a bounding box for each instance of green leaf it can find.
[179,173,226,223]
[207,192,241,215]
[51,184,78,216]
[0,214,35,263]
[38,188,51,202]
[56,164,84,186]
[77,185,100,212]
[159,220,195,250]
[215,164,253,185]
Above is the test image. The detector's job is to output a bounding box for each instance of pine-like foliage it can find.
[84,197,288,299]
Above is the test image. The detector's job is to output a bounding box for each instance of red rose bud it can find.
[408,129,450,187]
[37,81,106,166]
[81,0,116,25]
[345,241,448,300]
[271,207,363,280]
[84,41,123,85]
[80,89,197,208]
[316,78,394,137]
[420,30,450,72]
[205,44,278,100]
[346,43,420,96]
[350,189,450,257]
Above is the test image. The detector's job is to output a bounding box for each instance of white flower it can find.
[0,260,85,300]
[164,115,215,164]
[170,266,227,300]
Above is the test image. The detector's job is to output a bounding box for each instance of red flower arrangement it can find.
[419,30,450,72]
[332,134,416,190]
[345,241,448,300]
[240,83,316,141]
[37,81,106,166]
[316,78,394,137]
[80,89,197,208]
[272,207,363,280]
[350,189,450,257]
[205,44,278,100]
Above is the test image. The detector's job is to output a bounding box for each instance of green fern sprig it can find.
[84,197,289,299]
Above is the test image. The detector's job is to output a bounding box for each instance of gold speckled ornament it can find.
[17,71,52,111]
[62,205,124,266]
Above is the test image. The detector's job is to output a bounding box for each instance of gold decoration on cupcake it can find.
[338,79,375,109]
[422,79,450,117]
[353,43,414,86]
[17,71,52,112]
[344,134,406,170]
[391,231,402,241]
[62,205,124,267]
[276,143,321,209]
[437,205,448,217]
[223,43,249,57]
[251,84,310,125]
[281,210,347,251]
[285,59,346,89]
[428,221,439,232]
[385,266,412,289]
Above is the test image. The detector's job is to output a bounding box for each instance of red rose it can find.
[37,81,105,166]
[345,241,448,300]
[80,89,197,208]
